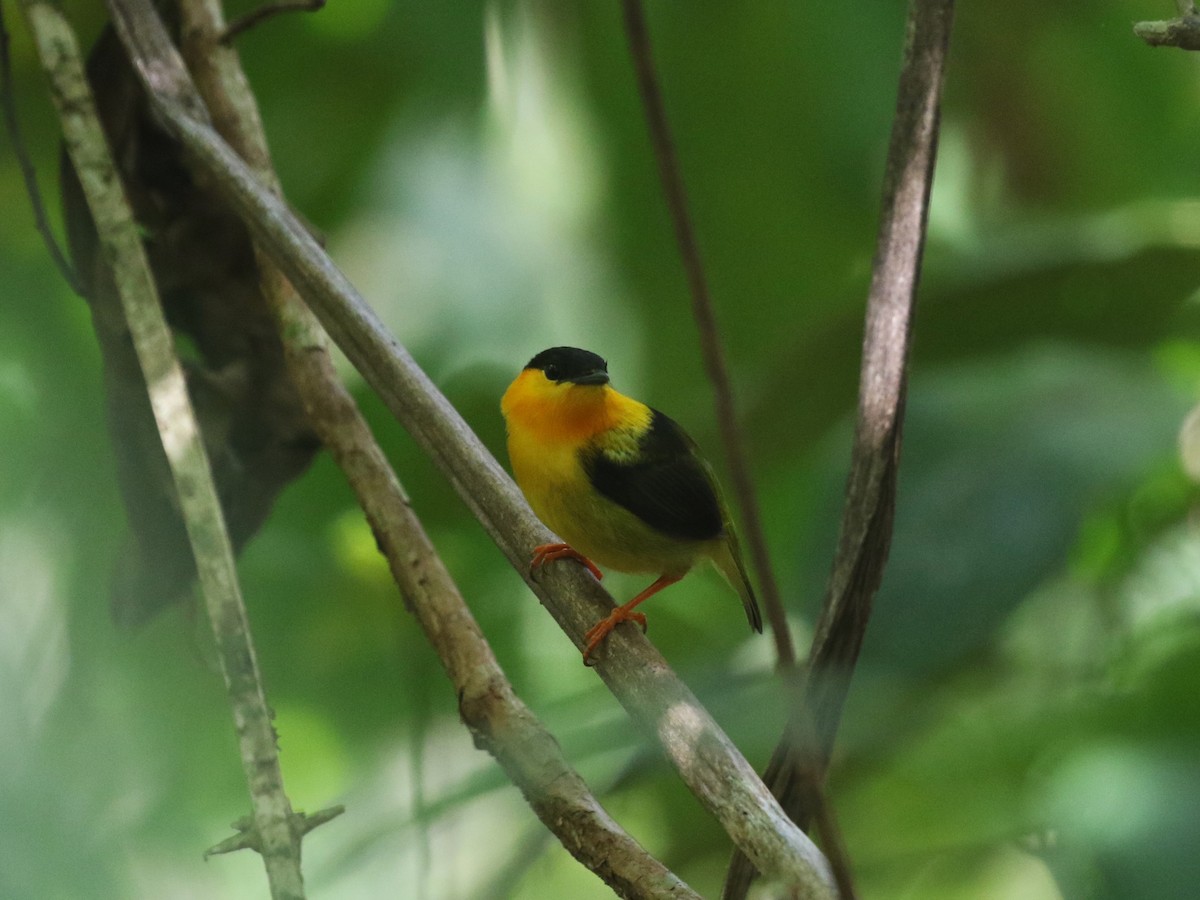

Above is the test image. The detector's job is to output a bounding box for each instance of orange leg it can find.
[582,573,682,666]
[530,542,603,582]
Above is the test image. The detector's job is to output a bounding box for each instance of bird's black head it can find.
[525,347,610,386]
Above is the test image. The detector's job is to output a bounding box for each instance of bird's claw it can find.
[581,607,648,666]
[529,543,603,582]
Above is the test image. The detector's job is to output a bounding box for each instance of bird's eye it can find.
[544,364,561,381]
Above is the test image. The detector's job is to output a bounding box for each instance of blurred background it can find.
[3,1,1200,897]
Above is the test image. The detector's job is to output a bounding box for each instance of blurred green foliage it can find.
[2,1,1199,897]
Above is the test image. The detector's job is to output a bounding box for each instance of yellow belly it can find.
[508,431,705,577]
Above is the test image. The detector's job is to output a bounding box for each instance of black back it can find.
[584,410,724,541]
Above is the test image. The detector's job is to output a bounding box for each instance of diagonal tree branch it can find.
[723,0,955,897]
[15,1,330,897]
[620,0,794,669]
[101,0,835,894]
[170,2,695,896]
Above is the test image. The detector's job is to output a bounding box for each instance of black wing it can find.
[584,409,724,541]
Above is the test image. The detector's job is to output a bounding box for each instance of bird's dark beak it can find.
[568,370,610,386]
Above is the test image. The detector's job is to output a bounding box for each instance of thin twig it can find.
[220,0,324,44]
[722,0,955,897]
[16,2,314,898]
[812,789,857,899]
[102,2,836,894]
[619,0,794,668]
[0,3,83,294]
[1133,14,1200,50]
[1134,0,1200,48]
[172,2,696,896]
[205,806,346,859]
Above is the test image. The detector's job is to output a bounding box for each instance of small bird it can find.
[501,347,762,664]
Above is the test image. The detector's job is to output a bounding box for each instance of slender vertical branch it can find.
[16,2,314,898]
[620,0,794,667]
[722,1,955,897]
[804,0,952,767]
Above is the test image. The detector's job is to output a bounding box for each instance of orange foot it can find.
[530,543,603,582]
[578,573,682,666]
[582,606,648,666]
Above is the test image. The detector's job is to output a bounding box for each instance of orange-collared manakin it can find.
[501,347,762,664]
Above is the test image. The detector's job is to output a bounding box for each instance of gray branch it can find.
[170,1,696,895]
